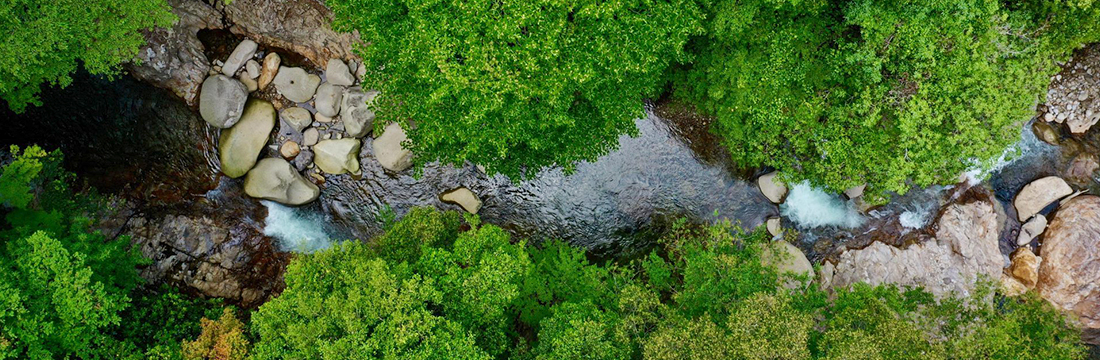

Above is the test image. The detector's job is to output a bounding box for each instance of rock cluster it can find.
[1043,45,1100,134]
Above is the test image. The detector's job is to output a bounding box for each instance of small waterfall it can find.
[781,182,866,229]
[261,201,332,253]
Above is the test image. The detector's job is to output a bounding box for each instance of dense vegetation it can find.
[251,207,1088,359]
[0,0,174,112]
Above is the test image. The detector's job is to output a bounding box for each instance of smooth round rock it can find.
[273,66,321,103]
[239,74,258,92]
[303,128,319,146]
[1038,195,1100,331]
[243,158,319,205]
[219,99,276,178]
[441,187,482,214]
[1014,176,1073,221]
[326,59,356,86]
[342,88,378,138]
[281,107,312,132]
[258,53,281,90]
[372,122,413,172]
[280,141,301,159]
[222,39,257,77]
[757,172,787,204]
[245,60,261,79]
[199,75,248,128]
[1017,214,1047,246]
[313,139,361,174]
[314,83,344,118]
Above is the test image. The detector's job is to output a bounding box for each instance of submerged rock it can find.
[222,39,257,77]
[1014,176,1072,221]
[258,53,281,90]
[244,158,319,205]
[1038,195,1100,335]
[219,99,276,178]
[341,88,378,138]
[313,138,361,174]
[314,82,343,118]
[441,187,482,214]
[273,66,321,103]
[198,75,248,128]
[831,196,1002,298]
[372,122,413,172]
[757,172,787,203]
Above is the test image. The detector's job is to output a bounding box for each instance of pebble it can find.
[239,74,258,92]
[246,60,261,79]
[323,133,332,140]
[316,113,334,123]
[303,128,319,146]
[280,141,301,159]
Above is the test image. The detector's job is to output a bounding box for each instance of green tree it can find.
[181,308,249,360]
[0,0,174,112]
[328,0,704,178]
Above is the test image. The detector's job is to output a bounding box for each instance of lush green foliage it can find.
[677,0,1100,201]
[0,0,174,112]
[328,0,704,178]
[252,208,1088,359]
[0,146,227,359]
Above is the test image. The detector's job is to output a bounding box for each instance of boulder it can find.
[341,88,378,138]
[373,122,413,172]
[281,107,312,132]
[198,75,248,128]
[1038,195,1100,332]
[766,217,781,237]
[326,59,356,86]
[245,60,261,79]
[844,184,866,199]
[760,241,814,287]
[1001,275,1029,297]
[243,158,319,205]
[1009,247,1040,289]
[222,39,257,77]
[258,53,280,90]
[1017,214,1047,246]
[441,187,482,214]
[1014,176,1072,221]
[313,139,361,174]
[273,66,321,103]
[303,128,319,146]
[280,141,300,159]
[831,198,1002,298]
[314,83,344,118]
[219,99,276,178]
[757,172,787,203]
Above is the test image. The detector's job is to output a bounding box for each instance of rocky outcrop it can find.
[441,187,482,214]
[313,138,361,174]
[129,0,222,106]
[757,172,786,204]
[830,196,1002,298]
[219,99,276,178]
[199,75,248,128]
[273,66,321,103]
[244,158,319,205]
[1014,176,1072,221]
[341,88,377,138]
[221,0,361,67]
[1038,195,1100,335]
[373,122,413,172]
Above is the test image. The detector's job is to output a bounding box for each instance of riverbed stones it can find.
[757,172,787,203]
[441,187,482,214]
[258,53,281,90]
[314,83,343,118]
[1014,176,1073,221]
[302,128,319,146]
[198,75,248,128]
[831,197,1002,298]
[239,74,258,92]
[245,60,261,79]
[373,122,413,172]
[1038,195,1100,334]
[219,99,276,178]
[342,88,378,138]
[761,241,814,287]
[280,141,300,159]
[273,66,321,103]
[280,107,312,132]
[326,59,355,86]
[243,158,319,205]
[313,139,361,174]
[222,39,257,77]
[1017,214,1048,246]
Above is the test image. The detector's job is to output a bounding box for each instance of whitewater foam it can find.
[261,200,332,253]
[780,182,866,229]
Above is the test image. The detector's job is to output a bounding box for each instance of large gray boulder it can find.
[326,59,356,86]
[342,88,378,138]
[273,66,321,103]
[314,83,343,118]
[757,172,787,203]
[441,187,482,214]
[1038,195,1100,340]
[1014,176,1073,221]
[198,75,248,128]
[219,99,275,178]
[761,241,814,282]
[222,39,258,77]
[313,139,361,174]
[372,122,413,172]
[243,158,319,205]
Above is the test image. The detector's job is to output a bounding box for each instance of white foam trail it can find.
[780,182,866,229]
[964,120,1054,185]
[898,210,931,229]
[261,200,332,253]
